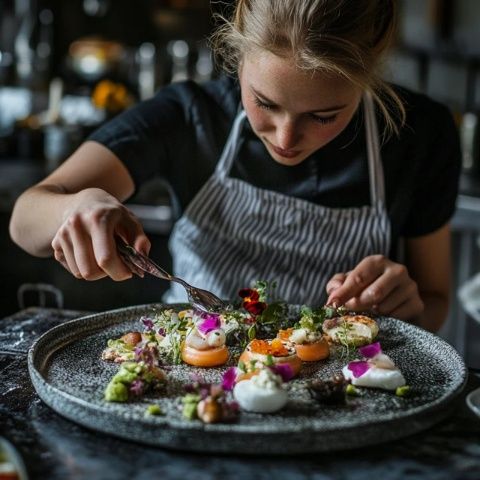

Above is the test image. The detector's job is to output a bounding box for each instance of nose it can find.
[275,115,300,150]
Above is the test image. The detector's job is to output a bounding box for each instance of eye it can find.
[254,96,275,110]
[310,114,337,125]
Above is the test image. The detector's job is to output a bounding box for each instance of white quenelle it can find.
[233,369,288,413]
[342,351,406,391]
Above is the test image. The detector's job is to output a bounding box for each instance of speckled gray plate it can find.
[28,304,467,454]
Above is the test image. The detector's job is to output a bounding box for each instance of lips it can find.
[262,137,302,159]
[270,144,301,159]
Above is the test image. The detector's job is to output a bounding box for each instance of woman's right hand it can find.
[51,187,150,281]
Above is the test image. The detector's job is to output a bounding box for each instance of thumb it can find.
[133,234,151,256]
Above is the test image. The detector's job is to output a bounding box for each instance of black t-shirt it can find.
[89,76,461,256]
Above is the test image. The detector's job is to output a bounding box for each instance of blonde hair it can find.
[211,0,406,138]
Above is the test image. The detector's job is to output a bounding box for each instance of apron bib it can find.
[164,93,391,305]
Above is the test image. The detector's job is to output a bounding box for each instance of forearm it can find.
[9,184,79,257]
[413,291,449,333]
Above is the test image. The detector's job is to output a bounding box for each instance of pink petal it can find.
[358,342,382,358]
[347,360,370,378]
[270,363,295,382]
[222,367,237,391]
[198,314,221,335]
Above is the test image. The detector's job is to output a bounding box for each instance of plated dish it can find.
[28,284,467,454]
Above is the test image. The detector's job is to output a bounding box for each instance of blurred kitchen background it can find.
[0,0,480,366]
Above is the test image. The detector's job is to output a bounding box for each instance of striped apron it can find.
[163,92,391,306]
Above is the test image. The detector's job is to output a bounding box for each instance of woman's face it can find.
[239,51,362,166]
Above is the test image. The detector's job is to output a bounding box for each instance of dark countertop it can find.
[1,308,480,480]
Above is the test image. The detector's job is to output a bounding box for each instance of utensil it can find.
[116,238,227,313]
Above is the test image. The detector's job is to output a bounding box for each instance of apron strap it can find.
[363,91,385,205]
[214,109,248,179]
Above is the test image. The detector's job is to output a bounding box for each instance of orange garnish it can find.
[249,339,270,355]
[250,338,289,357]
[278,328,293,341]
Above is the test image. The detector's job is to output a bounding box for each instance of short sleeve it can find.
[401,103,461,237]
[87,82,196,191]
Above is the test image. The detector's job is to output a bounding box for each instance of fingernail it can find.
[328,297,340,307]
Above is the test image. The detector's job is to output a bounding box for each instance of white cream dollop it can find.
[233,369,288,413]
[342,352,406,391]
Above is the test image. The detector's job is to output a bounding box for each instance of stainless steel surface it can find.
[116,238,227,312]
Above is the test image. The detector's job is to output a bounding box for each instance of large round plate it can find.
[28,304,467,454]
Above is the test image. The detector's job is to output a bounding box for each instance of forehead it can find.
[240,50,359,110]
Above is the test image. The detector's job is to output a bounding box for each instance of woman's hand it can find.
[51,187,150,281]
[325,255,424,321]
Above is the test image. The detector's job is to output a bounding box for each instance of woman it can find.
[9,0,460,332]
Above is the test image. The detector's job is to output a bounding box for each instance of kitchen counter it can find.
[1,307,480,480]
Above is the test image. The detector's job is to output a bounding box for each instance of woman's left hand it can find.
[325,255,424,321]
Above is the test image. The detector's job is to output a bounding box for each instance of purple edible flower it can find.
[141,316,155,332]
[157,327,166,337]
[129,379,145,396]
[347,360,370,378]
[222,367,237,391]
[197,313,221,335]
[270,364,295,382]
[134,345,158,367]
[358,341,382,359]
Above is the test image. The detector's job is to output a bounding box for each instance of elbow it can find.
[9,204,51,258]
[9,208,23,249]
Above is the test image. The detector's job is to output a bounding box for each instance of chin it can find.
[268,149,310,166]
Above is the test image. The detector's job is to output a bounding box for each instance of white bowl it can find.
[466,386,480,417]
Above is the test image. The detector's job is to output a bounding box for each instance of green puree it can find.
[104,362,142,402]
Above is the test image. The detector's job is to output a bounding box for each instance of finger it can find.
[343,296,369,311]
[90,224,132,281]
[375,280,420,314]
[357,268,406,306]
[70,223,107,281]
[133,233,151,257]
[53,249,71,274]
[326,273,347,297]
[117,219,151,276]
[327,256,388,306]
[56,234,82,279]
[125,210,151,256]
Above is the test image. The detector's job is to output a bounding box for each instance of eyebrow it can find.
[251,86,347,113]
